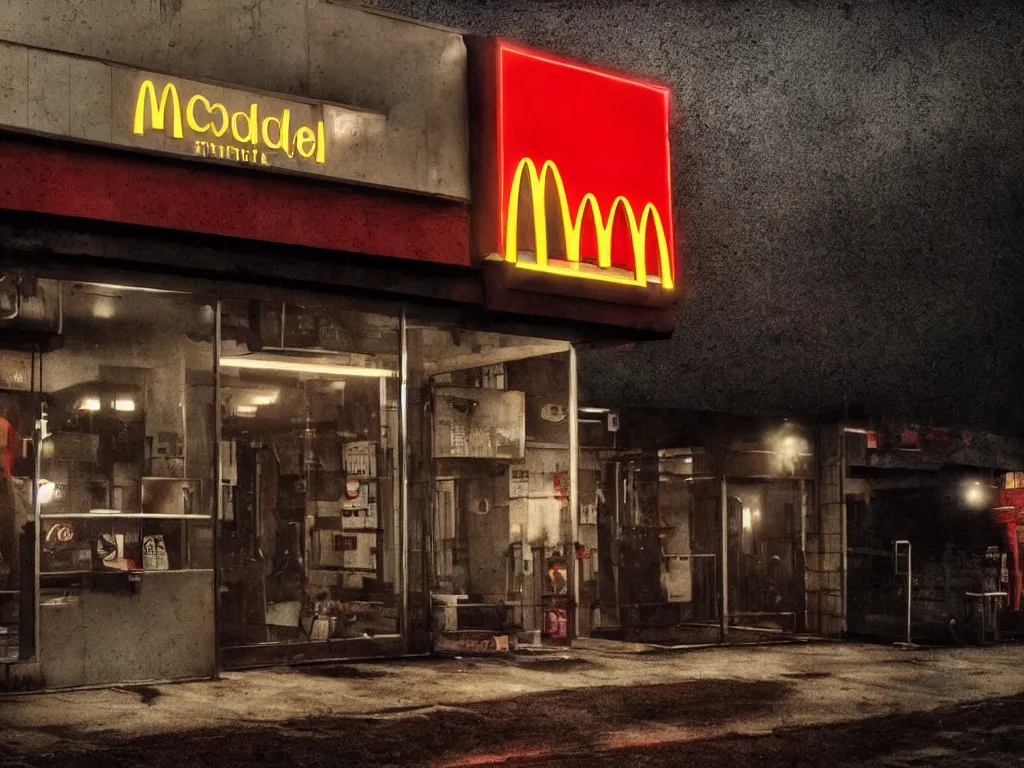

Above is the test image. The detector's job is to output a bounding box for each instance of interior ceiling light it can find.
[220,356,395,378]
[250,393,278,406]
[91,296,116,320]
[80,282,182,295]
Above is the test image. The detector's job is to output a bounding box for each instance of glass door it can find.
[217,297,401,654]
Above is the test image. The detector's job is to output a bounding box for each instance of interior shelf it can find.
[40,513,212,520]
[40,568,213,577]
[310,566,377,573]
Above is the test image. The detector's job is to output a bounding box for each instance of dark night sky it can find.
[374,0,1024,433]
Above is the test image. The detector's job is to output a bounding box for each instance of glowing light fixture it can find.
[251,393,278,406]
[114,399,136,412]
[489,41,677,292]
[79,398,101,412]
[37,480,55,505]
[742,506,752,531]
[235,405,258,416]
[220,357,395,378]
[962,481,989,509]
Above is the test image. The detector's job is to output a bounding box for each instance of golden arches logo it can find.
[504,158,674,290]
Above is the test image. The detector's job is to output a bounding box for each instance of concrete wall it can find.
[807,424,844,635]
[374,0,1024,434]
[39,570,214,689]
[0,0,469,199]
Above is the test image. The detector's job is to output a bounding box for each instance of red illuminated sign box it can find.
[467,37,682,332]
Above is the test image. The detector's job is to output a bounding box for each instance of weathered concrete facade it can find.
[374,0,1024,434]
[0,0,469,199]
[807,425,846,636]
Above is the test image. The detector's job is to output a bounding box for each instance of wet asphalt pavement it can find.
[2,642,1024,766]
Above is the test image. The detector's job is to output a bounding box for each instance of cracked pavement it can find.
[1,641,1023,765]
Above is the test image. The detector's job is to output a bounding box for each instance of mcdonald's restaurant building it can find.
[0,3,678,691]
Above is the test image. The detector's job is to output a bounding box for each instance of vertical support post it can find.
[398,307,409,649]
[378,375,389,589]
[31,393,43,662]
[906,543,912,645]
[839,427,848,635]
[895,539,912,645]
[720,476,729,643]
[568,347,580,639]
[213,297,223,673]
[612,462,621,623]
[798,478,807,633]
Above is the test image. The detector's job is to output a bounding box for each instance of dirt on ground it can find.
[550,694,1024,768]
[1,675,1022,767]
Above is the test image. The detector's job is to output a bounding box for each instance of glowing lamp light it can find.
[220,356,395,378]
[962,481,989,509]
[114,399,136,412]
[37,480,56,505]
[778,435,802,457]
[79,398,102,412]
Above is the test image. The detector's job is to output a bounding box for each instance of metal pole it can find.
[720,476,729,643]
[613,463,621,622]
[799,478,807,633]
[568,347,580,639]
[906,543,912,645]
[894,539,911,645]
[32,397,44,661]
[909,548,917,647]
[212,298,223,673]
[839,428,848,635]
[379,375,389,588]
[398,307,409,648]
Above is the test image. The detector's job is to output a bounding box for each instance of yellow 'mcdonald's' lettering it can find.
[186,94,228,137]
[294,126,317,159]
[132,78,326,165]
[134,80,183,138]
[230,104,258,146]
[504,158,673,290]
[261,110,293,157]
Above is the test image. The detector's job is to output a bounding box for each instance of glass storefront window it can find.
[2,270,583,678]
[217,297,400,650]
[18,279,218,686]
[727,480,807,627]
[37,282,216,572]
[589,434,814,644]
[405,321,575,647]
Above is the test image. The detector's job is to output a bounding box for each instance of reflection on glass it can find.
[405,321,573,647]
[728,481,803,624]
[36,282,216,586]
[217,299,400,647]
[0,347,38,661]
